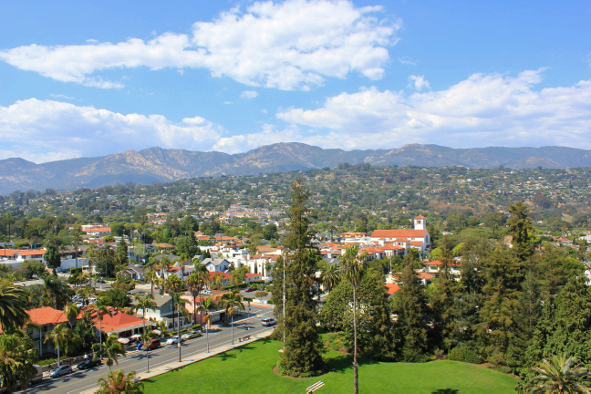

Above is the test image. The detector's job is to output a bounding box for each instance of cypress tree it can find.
[278,180,325,377]
[392,264,429,362]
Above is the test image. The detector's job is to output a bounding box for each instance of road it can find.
[24,305,275,394]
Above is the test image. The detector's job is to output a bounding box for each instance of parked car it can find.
[181,330,202,340]
[50,365,73,378]
[166,336,182,345]
[140,339,161,351]
[244,287,256,292]
[77,358,102,370]
[29,365,43,386]
[201,289,212,295]
[261,317,277,326]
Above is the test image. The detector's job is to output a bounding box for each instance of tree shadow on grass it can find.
[326,355,380,374]
[431,389,459,394]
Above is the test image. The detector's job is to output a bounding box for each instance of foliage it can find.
[0,278,29,332]
[448,345,483,364]
[97,369,144,393]
[529,355,591,393]
[0,331,38,391]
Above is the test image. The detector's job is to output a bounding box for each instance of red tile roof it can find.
[418,271,434,280]
[245,273,260,277]
[0,249,45,257]
[0,306,69,333]
[371,229,427,238]
[385,283,401,295]
[209,272,231,279]
[415,215,427,219]
[87,307,147,332]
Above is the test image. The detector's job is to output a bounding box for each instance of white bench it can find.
[306,381,325,393]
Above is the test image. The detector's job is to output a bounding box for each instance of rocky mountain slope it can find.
[1,143,590,194]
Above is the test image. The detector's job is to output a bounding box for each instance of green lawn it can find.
[143,338,518,393]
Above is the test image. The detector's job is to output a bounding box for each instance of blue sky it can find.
[0,0,590,163]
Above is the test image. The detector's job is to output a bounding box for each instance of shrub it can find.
[448,346,482,364]
[191,324,202,331]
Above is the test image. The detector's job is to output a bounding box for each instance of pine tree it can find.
[278,180,325,377]
[392,264,429,362]
[429,258,460,351]
[507,201,536,262]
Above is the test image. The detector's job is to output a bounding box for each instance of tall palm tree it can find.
[89,300,113,344]
[40,274,73,310]
[321,263,341,292]
[44,323,73,367]
[186,272,207,325]
[134,293,157,372]
[213,272,224,290]
[26,321,43,357]
[93,333,126,372]
[531,354,591,393]
[170,292,189,362]
[96,369,143,394]
[197,296,217,353]
[220,290,245,345]
[64,303,80,330]
[341,245,365,394]
[0,331,38,391]
[0,278,29,332]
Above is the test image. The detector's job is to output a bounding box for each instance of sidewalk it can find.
[80,328,275,394]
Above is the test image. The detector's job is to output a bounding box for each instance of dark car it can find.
[244,287,256,292]
[77,358,102,370]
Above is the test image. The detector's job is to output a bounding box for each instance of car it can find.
[181,330,202,340]
[140,339,161,351]
[166,336,182,345]
[96,278,106,283]
[76,358,102,370]
[244,287,256,292]
[261,317,277,326]
[201,289,212,295]
[50,365,73,378]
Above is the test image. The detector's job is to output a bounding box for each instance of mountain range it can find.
[1,143,591,195]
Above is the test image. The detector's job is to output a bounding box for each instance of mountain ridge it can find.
[1,142,590,194]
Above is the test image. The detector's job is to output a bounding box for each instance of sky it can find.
[0,0,590,163]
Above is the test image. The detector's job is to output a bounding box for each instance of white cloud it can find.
[398,56,417,66]
[213,124,302,153]
[408,75,430,91]
[277,70,591,149]
[240,90,259,99]
[0,99,222,163]
[0,0,399,90]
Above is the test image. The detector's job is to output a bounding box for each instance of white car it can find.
[261,318,277,327]
[166,336,181,345]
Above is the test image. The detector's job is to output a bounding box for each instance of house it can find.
[208,271,232,287]
[245,273,262,283]
[121,263,147,281]
[424,260,462,278]
[20,307,70,357]
[0,249,46,268]
[202,257,232,273]
[86,306,151,339]
[81,225,111,237]
[371,215,431,256]
[385,283,401,297]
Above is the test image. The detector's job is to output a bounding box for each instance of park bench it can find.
[306,381,325,393]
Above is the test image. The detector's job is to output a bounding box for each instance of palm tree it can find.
[341,245,365,394]
[186,271,207,325]
[531,354,591,393]
[197,296,217,353]
[213,272,224,290]
[134,293,157,372]
[170,292,190,362]
[0,331,38,391]
[26,321,43,357]
[64,303,80,330]
[0,278,29,332]
[321,263,341,292]
[40,274,73,310]
[89,300,113,344]
[44,323,73,367]
[220,290,245,345]
[93,333,126,371]
[96,369,143,393]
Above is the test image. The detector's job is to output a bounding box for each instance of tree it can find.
[45,323,75,366]
[392,264,429,362]
[97,369,144,394]
[96,245,116,278]
[530,355,591,393]
[279,180,326,377]
[44,235,62,275]
[93,333,126,371]
[197,296,218,353]
[507,201,536,262]
[320,263,340,292]
[220,290,245,345]
[40,274,74,310]
[186,271,208,325]
[341,246,364,394]
[89,300,113,345]
[134,293,156,373]
[0,331,38,391]
[0,279,29,332]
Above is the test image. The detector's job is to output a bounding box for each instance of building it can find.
[371,215,431,256]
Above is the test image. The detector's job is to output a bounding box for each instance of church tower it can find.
[414,215,427,230]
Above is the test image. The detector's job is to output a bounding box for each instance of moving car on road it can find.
[261,317,277,326]
[181,330,202,340]
[77,358,102,370]
[50,365,73,378]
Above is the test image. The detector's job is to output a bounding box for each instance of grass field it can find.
[143,338,518,393]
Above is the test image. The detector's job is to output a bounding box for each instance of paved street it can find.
[23,305,275,394]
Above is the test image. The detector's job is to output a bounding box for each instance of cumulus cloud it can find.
[240,90,259,99]
[0,0,399,90]
[277,70,591,149]
[408,75,430,91]
[0,99,222,163]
